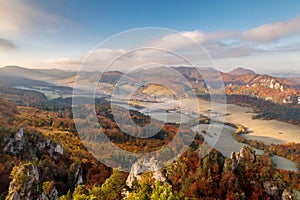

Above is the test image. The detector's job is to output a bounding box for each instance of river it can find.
[110,98,298,172]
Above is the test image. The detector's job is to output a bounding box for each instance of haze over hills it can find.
[270,72,300,85]
[0,65,300,105]
[0,66,76,80]
[0,66,75,99]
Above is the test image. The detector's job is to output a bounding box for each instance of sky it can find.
[1,0,300,73]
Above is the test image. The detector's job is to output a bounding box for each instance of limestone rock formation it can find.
[260,78,285,92]
[227,147,294,199]
[228,146,256,172]
[237,146,256,162]
[52,141,64,161]
[281,189,293,200]
[54,141,63,155]
[73,165,83,188]
[5,163,59,200]
[126,157,166,188]
[39,186,59,200]
[263,181,280,199]
[2,127,64,161]
[4,127,25,155]
[6,163,45,200]
[68,162,83,190]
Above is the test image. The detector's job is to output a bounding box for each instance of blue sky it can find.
[1,0,300,72]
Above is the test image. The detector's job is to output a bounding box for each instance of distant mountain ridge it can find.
[269,72,300,85]
[1,65,299,105]
[228,67,256,75]
[0,65,76,80]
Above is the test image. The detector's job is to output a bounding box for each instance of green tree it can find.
[59,190,72,200]
[42,181,54,195]
[151,182,177,200]
[100,169,126,200]
[72,185,97,200]
[73,185,88,200]
[127,181,151,200]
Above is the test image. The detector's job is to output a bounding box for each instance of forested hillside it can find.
[0,95,298,199]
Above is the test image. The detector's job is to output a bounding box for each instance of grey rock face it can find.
[6,163,40,200]
[68,162,83,190]
[229,146,256,172]
[263,181,280,199]
[73,166,83,187]
[281,189,293,200]
[5,163,59,200]
[238,146,256,162]
[4,127,25,155]
[39,186,59,200]
[263,179,294,200]
[2,127,63,161]
[54,141,63,155]
[52,141,64,161]
[126,157,166,188]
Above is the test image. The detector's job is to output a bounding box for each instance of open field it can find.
[192,123,298,172]
[219,103,300,145]
[113,98,298,171]
[181,98,300,145]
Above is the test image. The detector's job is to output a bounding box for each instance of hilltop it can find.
[228,67,256,75]
[1,65,299,105]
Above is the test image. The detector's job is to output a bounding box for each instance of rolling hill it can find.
[1,65,299,105]
[228,67,256,75]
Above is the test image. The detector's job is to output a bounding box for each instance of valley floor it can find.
[181,98,300,145]
[115,98,300,172]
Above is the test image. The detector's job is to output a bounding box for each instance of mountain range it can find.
[0,65,299,105]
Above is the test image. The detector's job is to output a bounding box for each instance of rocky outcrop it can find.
[5,163,59,200]
[54,141,63,155]
[237,146,256,162]
[263,181,280,199]
[53,141,63,161]
[39,185,59,200]
[68,162,83,190]
[73,166,83,188]
[260,78,285,92]
[281,189,293,200]
[283,95,300,105]
[230,152,238,172]
[126,157,166,188]
[4,127,25,155]
[5,163,58,200]
[263,182,293,200]
[228,146,256,172]
[2,127,64,161]
[37,139,64,161]
[227,146,293,200]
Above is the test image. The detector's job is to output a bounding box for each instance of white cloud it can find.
[43,46,202,71]
[147,30,206,51]
[243,14,300,42]
[0,0,70,39]
[0,0,75,68]
[39,14,300,72]
[44,49,128,71]
[215,50,300,73]
[147,30,237,51]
